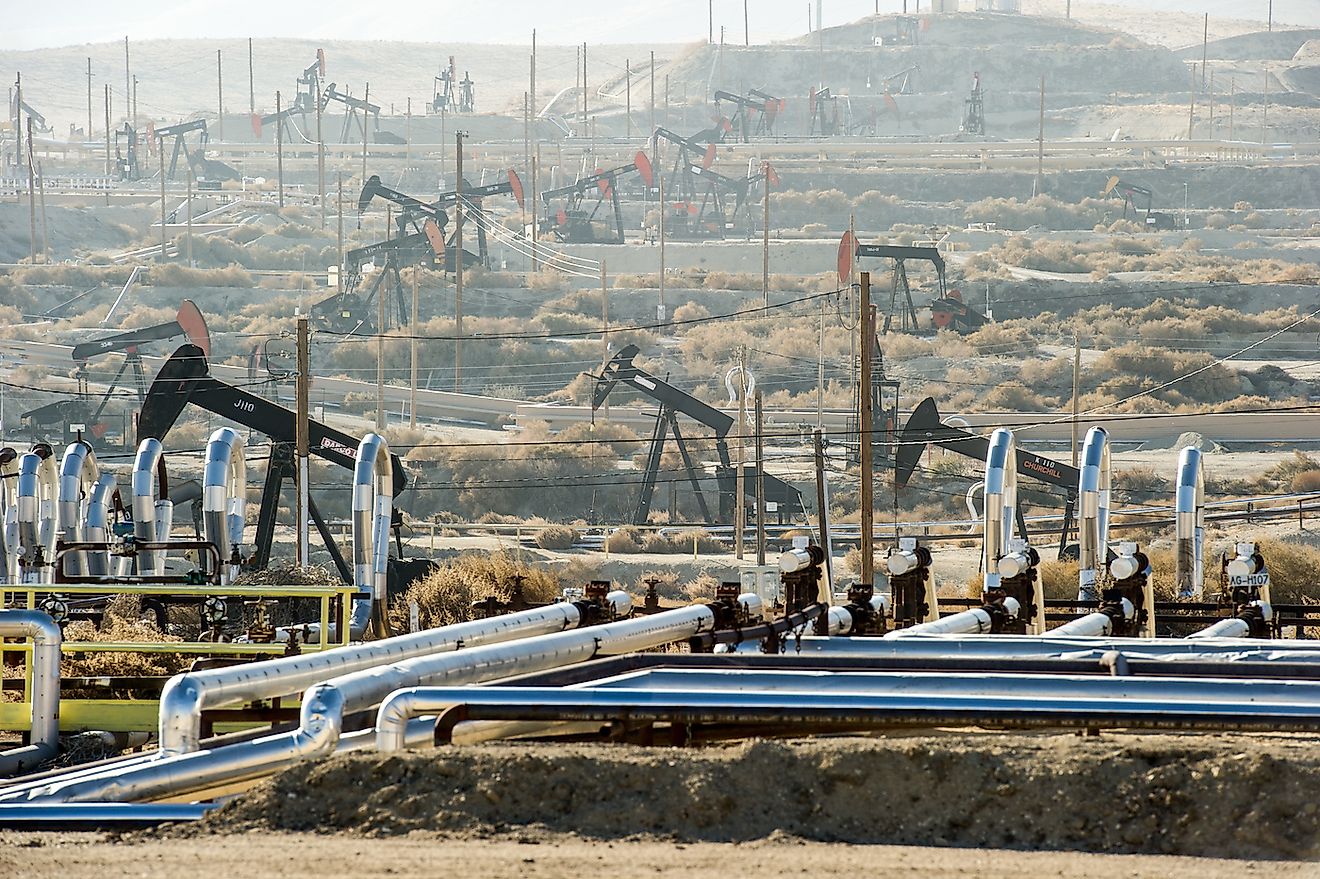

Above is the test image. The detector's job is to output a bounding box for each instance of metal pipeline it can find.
[0,610,61,777]
[16,448,58,583]
[1190,602,1273,640]
[406,681,1320,742]
[1048,598,1135,638]
[0,447,19,583]
[18,600,701,803]
[83,473,118,577]
[790,633,1320,661]
[157,601,599,755]
[353,433,393,639]
[1077,427,1110,602]
[1175,446,1205,600]
[202,428,246,585]
[56,442,100,578]
[375,604,717,750]
[131,438,172,576]
[886,598,1019,638]
[982,429,1044,634]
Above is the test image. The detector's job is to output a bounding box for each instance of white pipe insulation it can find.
[885,598,1020,638]
[56,442,100,578]
[1076,427,1111,603]
[131,438,173,576]
[16,598,708,805]
[1174,446,1205,600]
[202,428,246,585]
[352,433,393,640]
[83,473,118,577]
[982,428,1044,634]
[0,610,61,777]
[0,448,20,584]
[16,449,58,583]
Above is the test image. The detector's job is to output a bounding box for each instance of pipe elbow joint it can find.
[157,673,205,754]
[296,686,346,757]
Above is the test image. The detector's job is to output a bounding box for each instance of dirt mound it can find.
[1179,28,1320,61]
[204,734,1320,858]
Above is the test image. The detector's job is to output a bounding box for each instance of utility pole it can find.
[735,346,746,560]
[1201,14,1209,88]
[275,90,285,207]
[86,58,93,140]
[25,119,37,265]
[649,51,656,140]
[186,167,193,266]
[858,271,874,592]
[531,146,539,272]
[124,37,131,121]
[658,172,666,319]
[582,43,589,125]
[754,389,766,566]
[600,260,610,421]
[406,97,412,160]
[158,141,166,258]
[817,299,825,428]
[14,74,22,179]
[132,76,138,129]
[1188,66,1196,142]
[745,0,750,45]
[1229,77,1236,141]
[1268,0,1273,32]
[317,80,325,229]
[410,267,419,428]
[761,162,770,308]
[216,49,224,141]
[336,174,344,268]
[295,316,310,567]
[103,84,111,181]
[376,269,386,431]
[248,37,255,116]
[709,0,714,43]
[1262,68,1270,145]
[361,83,371,181]
[1070,335,1081,469]
[455,131,465,392]
[37,159,49,261]
[814,428,833,624]
[626,59,632,140]
[1036,75,1046,195]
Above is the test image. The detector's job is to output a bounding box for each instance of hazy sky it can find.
[5,0,1316,49]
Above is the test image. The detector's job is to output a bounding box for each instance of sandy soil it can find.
[2,832,1316,879]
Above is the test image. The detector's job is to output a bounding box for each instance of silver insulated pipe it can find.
[202,428,247,585]
[1174,446,1205,600]
[0,448,20,584]
[353,433,393,639]
[83,473,118,577]
[0,610,61,777]
[982,428,1043,634]
[57,442,100,578]
[132,438,174,576]
[1076,426,1111,603]
[17,450,58,583]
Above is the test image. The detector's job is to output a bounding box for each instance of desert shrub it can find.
[534,525,579,550]
[1262,451,1320,491]
[389,551,560,631]
[605,525,645,553]
[671,301,711,323]
[60,596,190,680]
[1292,470,1320,493]
[641,528,725,554]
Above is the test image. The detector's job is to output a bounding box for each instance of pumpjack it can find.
[152,118,240,182]
[960,72,985,137]
[809,87,840,136]
[713,90,782,141]
[838,231,988,334]
[430,57,474,114]
[539,151,654,244]
[312,221,445,334]
[895,397,1078,559]
[591,345,805,527]
[138,343,407,583]
[21,301,211,449]
[321,83,380,144]
[293,50,327,116]
[112,122,141,181]
[1102,177,1182,231]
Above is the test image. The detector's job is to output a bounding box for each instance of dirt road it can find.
[2,832,1317,879]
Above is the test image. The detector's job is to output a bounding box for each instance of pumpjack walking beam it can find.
[838,232,949,334]
[138,343,407,582]
[538,151,654,244]
[896,396,1078,559]
[591,345,805,526]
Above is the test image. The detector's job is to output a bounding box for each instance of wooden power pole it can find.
[859,271,874,590]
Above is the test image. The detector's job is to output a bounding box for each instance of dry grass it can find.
[388,551,560,632]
